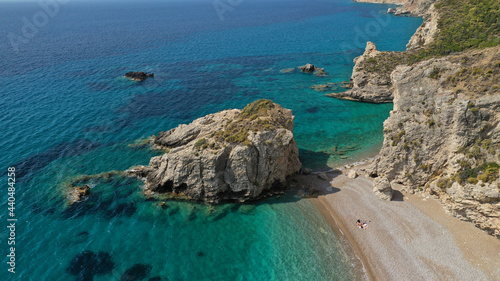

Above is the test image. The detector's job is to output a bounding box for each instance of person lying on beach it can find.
[356,219,368,229]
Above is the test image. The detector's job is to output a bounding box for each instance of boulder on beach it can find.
[373,177,393,201]
[347,169,357,179]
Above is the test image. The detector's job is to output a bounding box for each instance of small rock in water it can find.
[68,184,90,205]
[299,63,316,72]
[310,84,331,92]
[124,71,154,82]
[298,63,327,76]
[238,204,256,215]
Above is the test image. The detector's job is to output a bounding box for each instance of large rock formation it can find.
[328,0,437,103]
[136,100,301,203]
[373,177,393,201]
[369,46,500,237]
[328,42,394,103]
[406,3,439,49]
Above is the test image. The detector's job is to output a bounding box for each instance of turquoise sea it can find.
[0,0,422,280]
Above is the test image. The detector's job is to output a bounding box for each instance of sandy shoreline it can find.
[295,165,500,281]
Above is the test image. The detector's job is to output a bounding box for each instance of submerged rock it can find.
[68,185,90,205]
[121,264,152,281]
[67,250,114,281]
[136,99,301,203]
[310,84,332,92]
[125,71,154,81]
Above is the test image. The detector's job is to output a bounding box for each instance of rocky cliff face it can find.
[402,0,436,16]
[136,100,301,203]
[329,0,437,103]
[353,0,404,4]
[406,2,439,49]
[328,42,394,103]
[354,0,435,16]
[369,47,500,237]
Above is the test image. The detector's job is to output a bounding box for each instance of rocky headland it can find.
[327,42,394,103]
[329,0,439,103]
[332,0,500,237]
[367,46,500,237]
[130,100,302,203]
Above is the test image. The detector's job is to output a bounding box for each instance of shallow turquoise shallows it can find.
[0,0,422,280]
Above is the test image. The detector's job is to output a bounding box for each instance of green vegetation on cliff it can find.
[213,99,291,145]
[432,0,500,53]
[360,0,500,78]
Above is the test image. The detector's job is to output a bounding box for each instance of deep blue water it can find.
[0,0,422,280]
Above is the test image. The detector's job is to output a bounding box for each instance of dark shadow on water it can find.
[9,139,103,182]
[121,263,152,281]
[305,106,319,114]
[60,176,140,220]
[298,148,331,171]
[392,190,404,202]
[67,250,114,281]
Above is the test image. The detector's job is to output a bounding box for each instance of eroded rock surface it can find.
[369,47,500,237]
[328,42,393,103]
[373,177,393,201]
[136,100,301,203]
